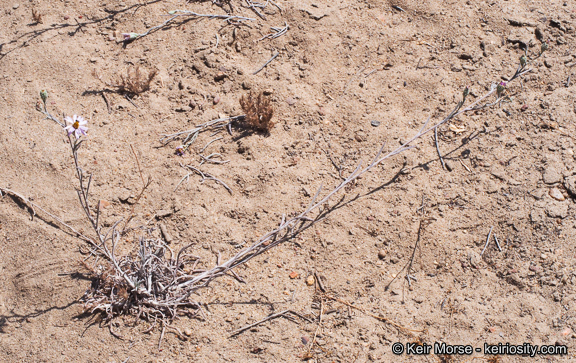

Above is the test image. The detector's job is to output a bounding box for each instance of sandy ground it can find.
[1,0,576,362]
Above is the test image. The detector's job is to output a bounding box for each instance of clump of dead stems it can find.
[93,66,157,96]
[240,91,275,132]
[31,46,545,340]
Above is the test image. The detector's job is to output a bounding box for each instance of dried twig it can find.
[126,10,255,43]
[258,22,289,41]
[252,52,279,75]
[480,226,494,257]
[229,310,308,337]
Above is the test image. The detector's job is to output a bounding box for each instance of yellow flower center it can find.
[73,121,79,129]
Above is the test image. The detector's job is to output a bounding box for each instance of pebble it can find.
[289,271,298,279]
[184,328,193,336]
[564,175,576,196]
[542,166,562,184]
[371,120,380,127]
[549,187,565,201]
[377,250,387,260]
[545,201,568,219]
[214,72,226,81]
[213,95,220,105]
[286,97,296,106]
[305,275,315,286]
[13,4,19,9]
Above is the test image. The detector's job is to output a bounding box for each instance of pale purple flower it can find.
[64,115,88,139]
[175,145,185,156]
[122,32,140,41]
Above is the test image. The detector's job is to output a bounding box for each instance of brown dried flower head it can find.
[239,91,274,132]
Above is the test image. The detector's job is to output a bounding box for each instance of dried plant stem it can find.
[132,10,255,43]
[253,52,279,75]
[159,115,243,146]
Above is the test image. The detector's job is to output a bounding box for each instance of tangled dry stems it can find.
[240,91,275,132]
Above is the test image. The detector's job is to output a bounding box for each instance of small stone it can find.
[289,271,298,279]
[305,275,315,286]
[549,187,565,201]
[564,175,576,196]
[529,264,542,273]
[214,72,227,81]
[506,273,526,289]
[468,251,481,269]
[157,209,173,218]
[184,328,193,336]
[543,166,562,184]
[98,200,111,208]
[64,15,70,20]
[545,202,568,219]
[544,59,554,68]
[355,132,366,142]
[286,97,296,106]
[541,253,548,259]
[371,120,380,127]
[242,81,252,90]
[377,250,387,260]
[12,4,19,9]
[213,95,220,105]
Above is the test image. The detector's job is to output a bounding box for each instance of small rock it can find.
[506,273,526,289]
[355,132,366,142]
[117,188,135,204]
[491,165,507,180]
[12,4,19,9]
[98,200,111,208]
[213,95,220,105]
[377,250,387,260]
[301,336,309,345]
[535,27,544,40]
[545,201,568,219]
[371,120,380,127]
[549,187,565,201]
[305,275,315,286]
[184,328,193,336]
[241,81,252,90]
[214,72,227,81]
[175,106,192,112]
[469,251,481,269]
[544,59,554,68]
[543,166,562,184]
[159,223,173,243]
[289,271,298,279]
[157,209,173,218]
[413,296,424,304]
[286,97,296,106]
[529,264,542,273]
[564,175,576,196]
